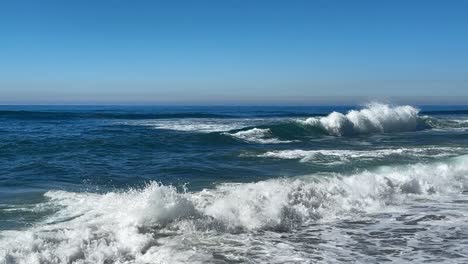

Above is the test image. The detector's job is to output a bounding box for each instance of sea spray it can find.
[300,103,422,136]
[2,155,468,263]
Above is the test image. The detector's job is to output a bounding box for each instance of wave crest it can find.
[218,104,437,143]
[2,155,468,263]
[200,155,468,230]
[300,103,423,136]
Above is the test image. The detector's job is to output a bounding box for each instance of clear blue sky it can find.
[1,0,468,104]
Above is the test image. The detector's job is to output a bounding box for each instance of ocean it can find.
[1,103,468,263]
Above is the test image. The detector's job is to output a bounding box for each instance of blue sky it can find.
[1,0,467,104]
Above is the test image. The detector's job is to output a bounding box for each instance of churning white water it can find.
[300,103,422,136]
[2,155,468,263]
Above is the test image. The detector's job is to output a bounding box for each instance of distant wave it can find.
[0,110,233,120]
[137,118,267,133]
[249,147,467,163]
[221,104,468,143]
[2,155,467,263]
[221,104,426,143]
[224,128,294,144]
[1,105,468,121]
[142,120,245,133]
[420,109,468,115]
[298,103,424,136]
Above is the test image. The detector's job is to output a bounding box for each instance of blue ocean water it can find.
[1,103,468,263]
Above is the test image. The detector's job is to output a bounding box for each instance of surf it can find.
[2,155,467,263]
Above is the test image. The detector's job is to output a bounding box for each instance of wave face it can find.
[106,104,468,143]
[216,104,442,143]
[300,103,424,136]
[2,155,468,263]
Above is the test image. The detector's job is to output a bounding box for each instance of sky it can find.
[1,0,468,105]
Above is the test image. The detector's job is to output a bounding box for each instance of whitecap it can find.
[299,103,422,136]
[253,147,467,163]
[2,155,468,263]
[225,128,293,144]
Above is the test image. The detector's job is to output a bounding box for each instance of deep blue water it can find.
[1,104,468,263]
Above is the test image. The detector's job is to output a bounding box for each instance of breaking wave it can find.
[251,147,468,163]
[111,104,468,144]
[217,104,466,143]
[1,155,468,263]
[298,103,425,136]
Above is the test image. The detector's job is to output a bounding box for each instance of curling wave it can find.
[1,155,468,263]
[218,104,456,143]
[299,103,425,136]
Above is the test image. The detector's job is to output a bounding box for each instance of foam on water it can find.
[253,147,467,163]
[2,155,468,263]
[225,128,293,144]
[151,123,239,133]
[127,104,466,140]
[300,103,422,136]
[135,119,253,133]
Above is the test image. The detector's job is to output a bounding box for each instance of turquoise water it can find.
[1,103,468,263]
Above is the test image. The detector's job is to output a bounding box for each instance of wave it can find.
[224,128,294,144]
[137,118,266,133]
[424,117,468,130]
[219,104,464,142]
[1,105,468,125]
[142,121,244,133]
[298,103,426,136]
[251,147,467,163]
[420,109,468,115]
[0,110,234,120]
[1,155,468,263]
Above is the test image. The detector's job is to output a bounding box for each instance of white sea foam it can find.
[300,103,421,136]
[152,123,240,132]
[137,118,289,133]
[199,155,468,229]
[253,147,467,163]
[126,105,463,137]
[450,119,468,125]
[1,155,468,263]
[226,128,293,144]
[141,119,248,133]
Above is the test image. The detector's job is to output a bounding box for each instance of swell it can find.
[221,103,468,142]
[0,110,234,120]
[420,109,468,115]
[2,105,468,121]
[1,155,467,263]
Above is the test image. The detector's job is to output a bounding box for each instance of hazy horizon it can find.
[1,0,468,104]
[1,96,468,106]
